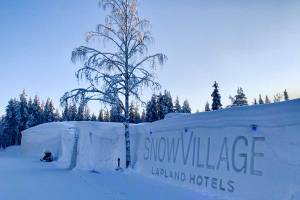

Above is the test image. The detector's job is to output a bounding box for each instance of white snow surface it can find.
[0,147,218,200]
[4,99,300,200]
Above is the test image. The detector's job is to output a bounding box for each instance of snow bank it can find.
[132,99,300,200]
[21,99,300,200]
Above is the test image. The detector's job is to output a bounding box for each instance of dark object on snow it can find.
[116,158,122,171]
[40,151,53,162]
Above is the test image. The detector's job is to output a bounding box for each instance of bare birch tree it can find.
[61,0,166,168]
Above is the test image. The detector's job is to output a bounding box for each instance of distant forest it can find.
[0,81,292,148]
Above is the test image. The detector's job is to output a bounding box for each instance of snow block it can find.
[133,99,300,200]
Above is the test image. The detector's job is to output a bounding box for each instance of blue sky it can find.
[0,0,299,115]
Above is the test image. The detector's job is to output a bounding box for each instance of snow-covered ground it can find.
[0,147,221,200]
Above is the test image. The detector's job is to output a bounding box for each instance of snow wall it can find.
[131,99,300,200]
[21,122,125,170]
[21,99,300,200]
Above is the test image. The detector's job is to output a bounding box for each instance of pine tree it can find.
[232,87,248,106]
[4,98,21,145]
[265,96,271,104]
[174,97,181,113]
[83,107,91,121]
[76,101,85,121]
[110,100,123,122]
[97,109,104,122]
[273,93,283,103]
[104,110,110,122]
[27,95,43,127]
[284,89,289,101]
[62,101,70,121]
[157,90,174,119]
[258,94,264,104]
[129,102,135,123]
[43,98,55,123]
[19,90,29,131]
[211,81,222,110]
[54,109,61,121]
[69,101,77,121]
[205,102,210,111]
[91,114,97,121]
[181,100,191,113]
[145,94,158,122]
[253,98,257,105]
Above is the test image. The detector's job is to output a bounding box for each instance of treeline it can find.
[0,90,192,148]
[205,81,290,111]
[0,83,292,148]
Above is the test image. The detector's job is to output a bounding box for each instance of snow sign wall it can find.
[133,100,300,200]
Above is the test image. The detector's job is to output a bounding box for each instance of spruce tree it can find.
[174,97,181,113]
[284,89,289,101]
[4,98,21,145]
[211,81,222,110]
[69,101,77,121]
[253,98,257,105]
[98,109,104,122]
[205,102,210,111]
[19,90,29,131]
[181,100,191,113]
[43,98,55,123]
[91,114,97,121]
[62,101,70,121]
[129,102,135,123]
[232,87,248,106]
[258,94,264,104]
[104,110,110,122]
[265,96,271,104]
[145,94,158,122]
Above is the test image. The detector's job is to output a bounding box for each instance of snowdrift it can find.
[21,99,300,200]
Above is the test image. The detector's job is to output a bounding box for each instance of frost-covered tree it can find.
[157,91,173,119]
[110,99,123,122]
[62,101,70,121]
[4,99,21,145]
[232,87,248,106]
[98,109,104,122]
[43,98,56,123]
[91,114,97,121]
[69,102,77,121]
[181,100,191,113]
[253,98,257,105]
[19,90,29,131]
[284,89,289,101]
[274,93,283,103]
[27,96,43,127]
[258,94,264,104]
[265,96,271,104]
[145,94,158,122]
[174,96,181,113]
[61,0,166,168]
[205,102,210,111]
[211,81,222,110]
[104,110,110,122]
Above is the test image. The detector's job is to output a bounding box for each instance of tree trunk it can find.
[124,92,131,168]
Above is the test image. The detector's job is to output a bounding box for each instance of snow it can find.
[5,99,300,200]
[0,147,219,200]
